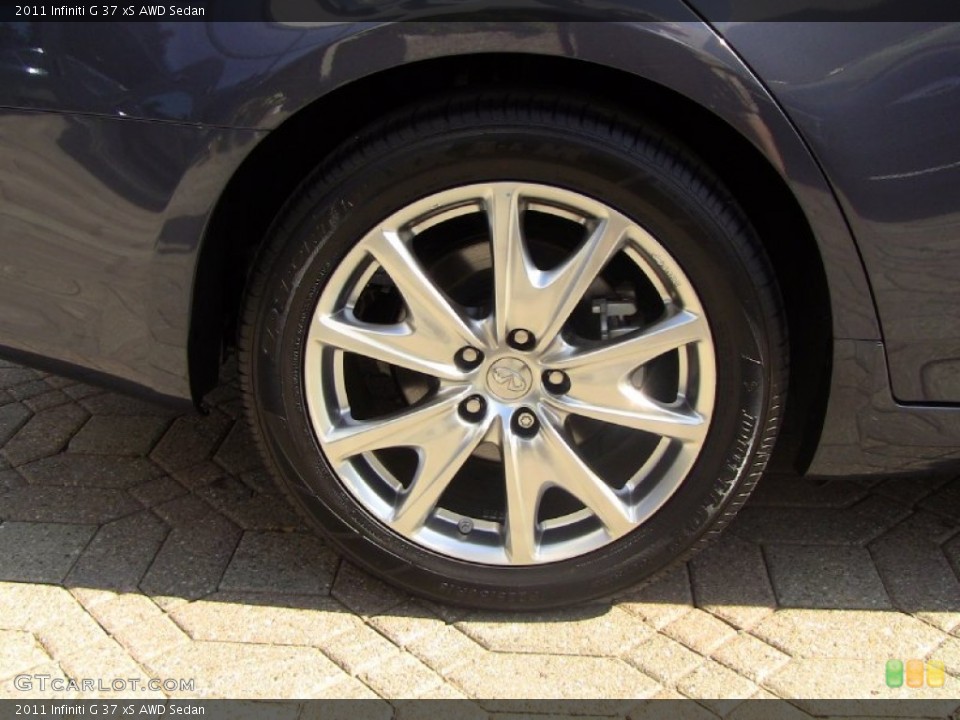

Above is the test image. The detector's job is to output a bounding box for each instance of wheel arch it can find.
[191,44,866,474]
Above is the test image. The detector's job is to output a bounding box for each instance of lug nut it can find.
[511,408,540,438]
[455,346,484,370]
[543,369,571,394]
[459,395,487,422]
[508,328,536,351]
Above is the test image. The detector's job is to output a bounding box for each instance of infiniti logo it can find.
[486,357,533,400]
[492,366,529,392]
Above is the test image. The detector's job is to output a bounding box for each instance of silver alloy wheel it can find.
[304,182,716,565]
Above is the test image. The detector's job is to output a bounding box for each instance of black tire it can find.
[239,91,787,610]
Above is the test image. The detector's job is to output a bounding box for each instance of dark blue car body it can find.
[2,10,960,476]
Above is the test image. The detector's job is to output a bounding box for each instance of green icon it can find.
[886,659,904,688]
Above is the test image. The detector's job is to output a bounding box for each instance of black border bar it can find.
[2,0,960,23]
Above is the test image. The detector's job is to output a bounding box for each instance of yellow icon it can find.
[926,660,945,688]
[906,659,924,688]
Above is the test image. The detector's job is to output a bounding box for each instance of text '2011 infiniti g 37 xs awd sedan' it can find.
[1,8,959,608]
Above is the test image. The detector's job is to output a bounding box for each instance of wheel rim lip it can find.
[303,181,716,566]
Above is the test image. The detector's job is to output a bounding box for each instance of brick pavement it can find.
[1,359,959,713]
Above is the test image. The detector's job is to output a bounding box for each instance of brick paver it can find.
[0,360,958,709]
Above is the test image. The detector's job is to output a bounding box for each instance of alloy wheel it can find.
[304,182,716,565]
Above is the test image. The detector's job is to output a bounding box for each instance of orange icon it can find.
[906,659,924,688]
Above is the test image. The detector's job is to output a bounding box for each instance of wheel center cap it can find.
[486,357,534,401]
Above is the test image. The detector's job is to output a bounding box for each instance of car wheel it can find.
[239,92,787,609]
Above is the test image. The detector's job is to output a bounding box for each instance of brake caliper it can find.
[591,286,639,341]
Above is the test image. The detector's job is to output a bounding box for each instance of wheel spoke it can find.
[502,431,551,563]
[487,186,629,345]
[322,390,487,535]
[314,310,465,381]
[390,413,488,535]
[545,389,707,443]
[539,420,634,536]
[535,215,631,343]
[540,310,708,441]
[545,310,707,375]
[321,390,468,463]
[487,185,528,343]
[366,230,478,354]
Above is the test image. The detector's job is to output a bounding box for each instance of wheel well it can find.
[191,52,832,474]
